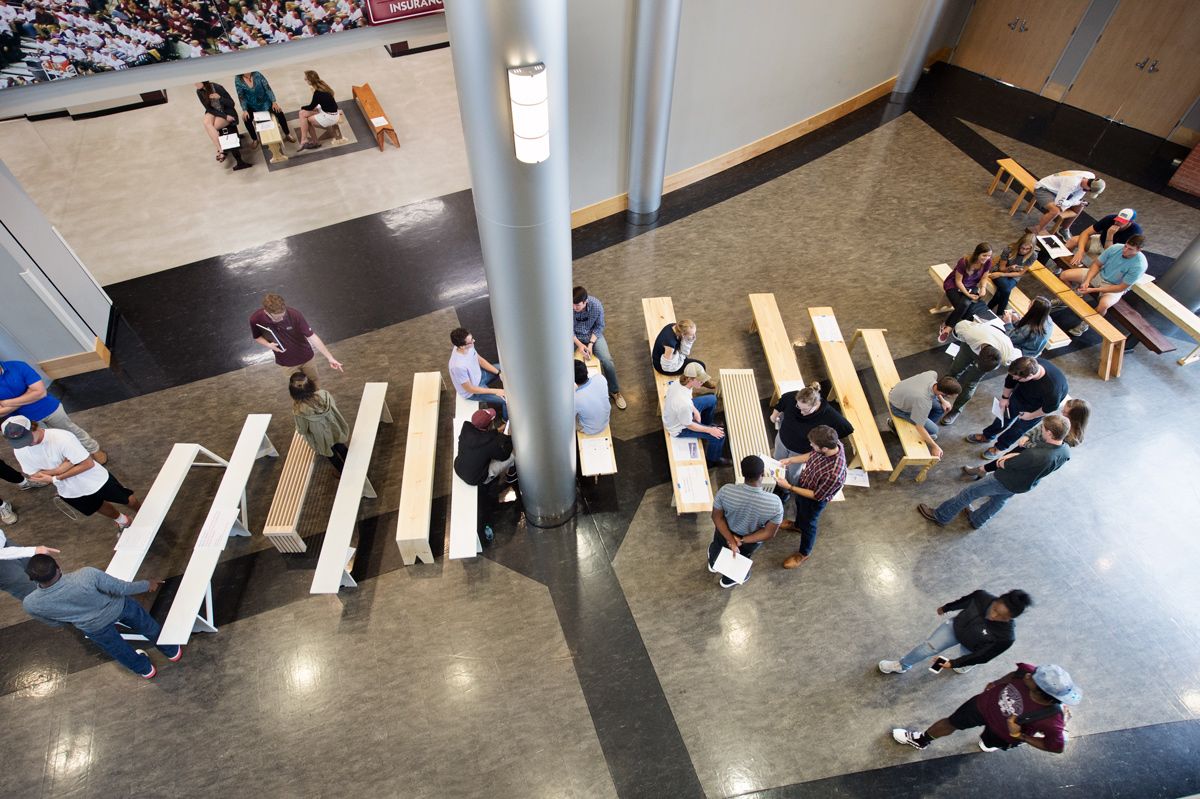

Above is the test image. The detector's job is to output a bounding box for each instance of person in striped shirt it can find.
[707,456,784,589]
[775,425,847,569]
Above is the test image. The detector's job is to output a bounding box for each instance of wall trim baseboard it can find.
[39,337,111,380]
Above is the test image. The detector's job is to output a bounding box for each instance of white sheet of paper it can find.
[218,133,240,150]
[757,453,786,482]
[671,436,702,461]
[776,379,807,397]
[115,527,154,551]
[255,120,273,132]
[196,508,238,550]
[677,463,710,505]
[831,489,846,502]
[1037,235,1071,258]
[713,547,752,583]
[253,111,270,122]
[944,342,960,357]
[371,115,388,127]
[992,397,1004,420]
[1136,273,1156,284]
[813,315,843,343]
[579,437,611,473]
[844,468,870,488]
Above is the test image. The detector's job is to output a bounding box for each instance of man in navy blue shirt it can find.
[0,361,107,464]
[1064,208,1142,267]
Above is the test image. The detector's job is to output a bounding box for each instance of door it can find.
[952,0,1090,93]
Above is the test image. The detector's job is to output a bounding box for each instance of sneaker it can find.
[18,478,49,490]
[1048,297,1066,309]
[135,650,156,679]
[982,447,1002,461]
[718,576,737,589]
[168,646,183,662]
[1069,321,1090,336]
[886,417,896,434]
[879,660,907,674]
[92,450,108,465]
[961,465,986,480]
[978,737,1000,753]
[937,327,950,344]
[939,412,960,427]
[612,392,627,410]
[116,514,133,532]
[707,560,719,574]
[893,729,928,749]
[953,664,975,674]
[0,501,16,525]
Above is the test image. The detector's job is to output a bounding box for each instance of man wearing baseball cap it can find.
[893,662,1080,754]
[1029,170,1105,237]
[3,416,141,531]
[661,362,731,467]
[453,408,516,487]
[1065,207,1142,267]
[0,359,108,464]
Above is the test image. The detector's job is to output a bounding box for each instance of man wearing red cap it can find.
[453,408,516,487]
[1064,208,1141,267]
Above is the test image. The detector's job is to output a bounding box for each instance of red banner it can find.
[366,0,445,25]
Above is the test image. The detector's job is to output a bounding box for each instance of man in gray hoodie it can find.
[23,554,181,678]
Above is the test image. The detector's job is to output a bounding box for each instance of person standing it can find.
[288,373,350,474]
[448,327,507,419]
[888,372,961,460]
[967,356,1068,459]
[774,425,847,569]
[250,293,344,385]
[921,415,1071,529]
[662,363,730,467]
[22,554,180,678]
[937,243,992,344]
[770,383,853,485]
[706,456,783,588]
[235,70,295,149]
[893,663,1080,753]
[1,359,108,463]
[573,360,611,436]
[879,589,1032,676]
[0,532,57,601]
[966,398,1089,479]
[572,287,626,410]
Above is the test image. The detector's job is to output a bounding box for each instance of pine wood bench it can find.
[929,262,1070,350]
[575,353,617,481]
[719,368,773,486]
[353,82,399,152]
[849,329,939,482]
[1028,264,1126,379]
[261,431,315,554]
[1107,299,1177,355]
[448,394,484,559]
[748,292,806,405]
[396,372,443,566]
[1132,280,1200,366]
[642,297,713,514]
[805,308,892,473]
[988,158,1039,216]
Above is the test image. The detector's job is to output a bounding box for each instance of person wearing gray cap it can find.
[706,455,783,588]
[893,662,1080,754]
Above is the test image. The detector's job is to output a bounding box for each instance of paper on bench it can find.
[115,527,155,552]
[671,437,702,461]
[253,111,270,122]
[944,342,960,357]
[992,397,1004,420]
[1037,236,1071,259]
[844,468,870,488]
[371,115,388,127]
[255,121,273,132]
[196,508,238,550]
[1136,273,1156,285]
[677,463,710,505]
[579,436,611,473]
[713,547,752,584]
[812,315,843,343]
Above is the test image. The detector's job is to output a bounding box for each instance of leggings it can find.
[245,108,291,142]
[1,459,23,484]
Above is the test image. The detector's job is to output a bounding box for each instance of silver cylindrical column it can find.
[1158,232,1200,312]
[893,0,949,96]
[443,0,576,527]
[625,0,684,225]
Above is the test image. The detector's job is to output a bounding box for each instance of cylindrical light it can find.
[508,63,549,163]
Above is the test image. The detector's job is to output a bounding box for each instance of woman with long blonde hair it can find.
[296,69,340,150]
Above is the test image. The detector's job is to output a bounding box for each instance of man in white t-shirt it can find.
[3,416,141,531]
[662,362,731,467]
[448,327,508,419]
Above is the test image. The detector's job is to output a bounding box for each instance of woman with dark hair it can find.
[235,70,295,149]
[296,68,339,150]
[988,233,1037,314]
[1004,296,1054,357]
[289,373,350,474]
[966,398,1090,478]
[938,243,993,344]
[195,80,252,169]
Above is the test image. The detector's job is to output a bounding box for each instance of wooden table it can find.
[255,116,288,163]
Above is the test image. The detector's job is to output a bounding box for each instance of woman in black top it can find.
[196,81,251,169]
[770,382,853,481]
[297,69,340,151]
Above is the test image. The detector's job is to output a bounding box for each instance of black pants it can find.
[1,459,22,484]
[245,108,291,142]
[327,443,348,475]
[944,288,979,328]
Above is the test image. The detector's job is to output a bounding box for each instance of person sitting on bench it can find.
[887,373,961,460]
[1001,297,1053,358]
[574,360,610,436]
[988,233,1037,315]
[195,81,251,170]
[236,70,295,150]
[662,362,731,468]
[1057,235,1147,336]
[938,243,992,344]
[1028,171,1105,238]
[652,319,716,389]
[296,69,339,151]
[1064,208,1140,267]
[453,408,516,488]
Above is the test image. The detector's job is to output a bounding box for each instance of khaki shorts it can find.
[280,358,319,384]
[1089,274,1128,297]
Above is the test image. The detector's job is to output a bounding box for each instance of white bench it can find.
[396,372,443,566]
[576,353,617,480]
[158,415,277,646]
[310,383,392,593]
[447,394,483,559]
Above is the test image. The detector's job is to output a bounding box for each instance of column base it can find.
[626,208,660,226]
[524,504,578,529]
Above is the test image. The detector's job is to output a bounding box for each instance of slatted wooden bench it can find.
[575,353,617,481]
[1028,264,1126,380]
[805,308,892,474]
[353,82,400,152]
[310,383,392,594]
[929,262,1070,350]
[1133,280,1200,366]
[158,415,278,646]
[748,292,806,405]
[988,158,1039,216]
[448,394,484,559]
[719,368,773,486]
[642,297,713,514]
[849,329,939,482]
[396,372,443,566]
[261,431,316,553]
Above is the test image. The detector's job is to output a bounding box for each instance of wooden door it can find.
[1107,5,1200,137]
[952,0,1089,93]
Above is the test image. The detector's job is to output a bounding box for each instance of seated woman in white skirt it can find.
[296,69,340,150]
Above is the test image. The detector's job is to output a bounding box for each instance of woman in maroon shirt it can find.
[938,242,992,344]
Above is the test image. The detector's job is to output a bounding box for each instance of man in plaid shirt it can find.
[775,425,847,569]
[572,286,626,410]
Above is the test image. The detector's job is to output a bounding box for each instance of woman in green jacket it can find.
[289,373,350,474]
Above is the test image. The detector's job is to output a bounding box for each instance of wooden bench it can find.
[158,415,278,646]
[1132,280,1200,366]
[353,83,400,152]
[310,383,392,593]
[719,368,773,486]
[849,329,939,482]
[642,297,713,514]
[575,353,617,481]
[805,308,892,473]
[396,372,443,566]
[315,109,350,146]
[448,394,484,559]
[254,112,288,163]
[748,293,806,405]
[1028,264,1126,379]
[929,262,1070,350]
[988,158,1039,216]
[261,431,316,554]
[1107,298,1177,355]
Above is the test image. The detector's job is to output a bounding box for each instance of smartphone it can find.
[929,657,949,673]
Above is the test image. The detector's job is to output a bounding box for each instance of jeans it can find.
[39,405,100,455]
[890,402,944,438]
[793,495,827,555]
[946,347,988,415]
[676,393,726,462]
[981,403,1039,450]
[466,364,508,419]
[988,275,1018,314]
[582,335,620,394]
[1,458,22,484]
[898,619,968,670]
[707,529,762,582]
[83,596,180,674]
[933,474,1016,528]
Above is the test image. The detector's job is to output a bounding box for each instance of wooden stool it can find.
[317,110,350,146]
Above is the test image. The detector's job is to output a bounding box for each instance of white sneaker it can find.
[116,514,133,532]
[879,660,907,674]
[978,737,1000,752]
[0,501,16,525]
[18,478,49,490]
[953,664,975,674]
[893,729,928,749]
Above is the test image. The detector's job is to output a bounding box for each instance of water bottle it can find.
[483,525,494,542]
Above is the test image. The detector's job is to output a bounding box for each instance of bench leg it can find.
[1008,190,1027,216]
[267,141,288,163]
[1024,194,1037,214]
[915,458,938,482]
[191,583,218,634]
[398,540,435,566]
[1002,175,1015,193]
[1099,340,1124,380]
[930,293,952,314]
[258,434,279,459]
[377,131,386,152]
[888,459,907,483]
[749,317,758,334]
[386,129,400,149]
[267,531,307,553]
[1179,343,1200,366]
[361,476,378,500]
[341,546,358,588]
[988,168,1004,195]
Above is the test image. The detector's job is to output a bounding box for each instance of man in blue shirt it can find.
[0,361,107,464]
[1058,235,1147,336]
[572,286,626,410]
[574,360,611,435]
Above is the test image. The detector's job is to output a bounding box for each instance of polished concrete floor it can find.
[2,61,1200,799]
